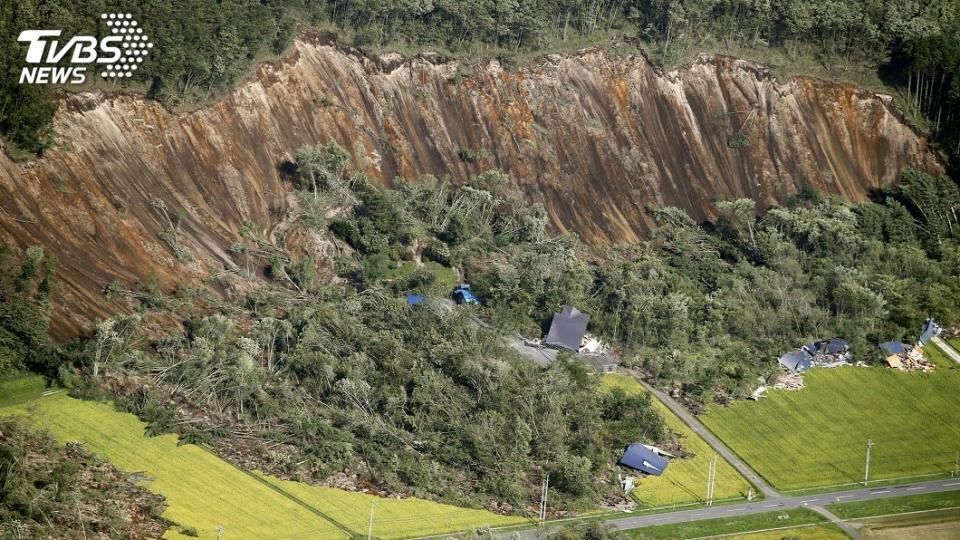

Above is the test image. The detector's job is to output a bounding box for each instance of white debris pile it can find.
[773,372,804,390]
[579,333,608,355]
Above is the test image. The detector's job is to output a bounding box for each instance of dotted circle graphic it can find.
[99,13,152,79]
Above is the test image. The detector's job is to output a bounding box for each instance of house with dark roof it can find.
[544,305,589,351]
[618,443,669,476]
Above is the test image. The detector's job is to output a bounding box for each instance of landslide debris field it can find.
[0,376,524,540]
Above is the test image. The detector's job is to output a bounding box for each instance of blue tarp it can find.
[453,284,480,305]
[406,293,424,305]
[618,444,669,476]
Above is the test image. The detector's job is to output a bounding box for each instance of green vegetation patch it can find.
[701,368,960,491]
[827,490,960,519]
[623,507,826,539]
[727,524,849,540]
[926,343,958,370]
[601,375,752,508]
[0,377,521,540]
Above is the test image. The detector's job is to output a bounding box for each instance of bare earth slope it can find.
[0,33,942,335]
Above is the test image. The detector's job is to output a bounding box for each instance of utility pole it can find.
[215,526,224,540]
[954,450,958,477]
[539,474,550,525]
[864,439,874,486]
[367,501,375,540]
[706,455,717,506]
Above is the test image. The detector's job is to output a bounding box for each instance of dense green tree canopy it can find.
[2,0,960,156]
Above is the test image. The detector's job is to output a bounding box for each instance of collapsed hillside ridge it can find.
[0,33,942,336]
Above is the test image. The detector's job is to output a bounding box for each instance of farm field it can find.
[854,508,960,540]
[260,474,523,538]
[728,524,849,540]
[601,374,752,508]
[0,376,524,540]
[701,367,960,492]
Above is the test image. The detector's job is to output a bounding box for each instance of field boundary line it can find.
[834,505,960,522]
[686,521,828,540]
[195,445,357,537]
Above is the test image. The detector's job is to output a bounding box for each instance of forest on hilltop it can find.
[1,0,959,159]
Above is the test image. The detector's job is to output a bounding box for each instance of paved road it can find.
[811,505,861,540]
[932,336,960,364]
[504,478,960,538]
[632,376,781,499]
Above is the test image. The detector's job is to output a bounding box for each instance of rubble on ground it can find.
[881,318,941,372]
[773,372,804,390]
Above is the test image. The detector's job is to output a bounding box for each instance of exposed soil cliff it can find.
[0,34,942,335]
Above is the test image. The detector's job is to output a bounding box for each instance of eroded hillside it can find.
[0,33,941,335]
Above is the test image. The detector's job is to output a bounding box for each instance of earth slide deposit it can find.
[0,33,941,335]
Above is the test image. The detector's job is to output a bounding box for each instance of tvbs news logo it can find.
[18,13,153,84]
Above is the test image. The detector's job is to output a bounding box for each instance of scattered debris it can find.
[778,338,851,373]
[773,372,804,391]
[579,334,602,354]
[748,385,767,400]
[619,473,636,494]
[880,318,941,372]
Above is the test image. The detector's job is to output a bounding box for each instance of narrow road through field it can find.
[494,478,960,539]
[811,505,861,540]
[631,375,781,499]
[932,336,960,364]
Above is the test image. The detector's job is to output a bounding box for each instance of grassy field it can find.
[701,367,960,492]
[624,507,827,539]
[828,490,960,519]
[601,375,753,508]
[926,343,958,370]
[0,376,524,540]
[727,524,849,540]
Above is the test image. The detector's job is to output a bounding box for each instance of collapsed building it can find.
[777,338,851,373]
[880,318,941,372]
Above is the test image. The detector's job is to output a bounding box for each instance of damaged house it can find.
[778,338,851,373]
[880,318,942,372]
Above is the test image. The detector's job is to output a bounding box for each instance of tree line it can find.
[2,1,959,158]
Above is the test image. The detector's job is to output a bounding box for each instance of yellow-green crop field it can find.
[600,374,752,508]
[259,474,523,538]
[701,366,960,492]
[0,376,524,540]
